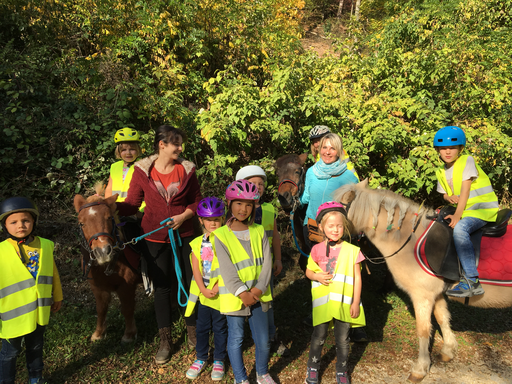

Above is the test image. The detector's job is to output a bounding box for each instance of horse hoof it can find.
[121,334,137,344]
[91,333,106,342]
[407,373,425,383]
[440,353,453,362]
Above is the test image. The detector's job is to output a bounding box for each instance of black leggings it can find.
[144,236,194,329]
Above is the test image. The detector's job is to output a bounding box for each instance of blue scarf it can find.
[312,158,348,180]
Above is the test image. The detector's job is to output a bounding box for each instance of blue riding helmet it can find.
[433,126,466,147]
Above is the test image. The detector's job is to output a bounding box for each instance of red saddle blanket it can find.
[415,223,512,286]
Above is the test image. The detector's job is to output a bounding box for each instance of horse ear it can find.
[360,178,369,188]
[298,153,308,165]
[105,194,118,214]
[73,195,86,213]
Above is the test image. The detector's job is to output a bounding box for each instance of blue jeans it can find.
[226,303,270,383]
[268,274,276,341]
[307,320,351,372]
[453,216,487,279]
[195,302,228,362]
[0,325,46,384]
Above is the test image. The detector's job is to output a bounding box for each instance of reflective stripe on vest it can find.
[185,236,221,317]
[307,242,365,327]
[0,238,54,339]
[261,203,275,258]
[436,155,498,222]
[211,224,272,313]
[110,161,146,211]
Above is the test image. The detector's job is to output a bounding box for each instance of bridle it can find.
[278,166,305,212]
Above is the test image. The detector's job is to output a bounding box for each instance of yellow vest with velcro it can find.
[0,238,54,339]
[211,224,272,313]
[436,155,498,222]
[308,242,365,327]
[185,235,221,317]
[260,203,276,259]
[110,161,145,211]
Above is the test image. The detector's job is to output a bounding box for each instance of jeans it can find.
[268,274,276,341]
[453,216,487,279]
[307,320,351,373]
[226,303,270,383]
[195,302,228,362]
[0,325,46,384]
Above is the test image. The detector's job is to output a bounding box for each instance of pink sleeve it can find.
[355,251,365,264]
[310,243,322,263]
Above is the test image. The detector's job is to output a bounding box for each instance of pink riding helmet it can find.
[225,180,260,201]
[316,201,347,223]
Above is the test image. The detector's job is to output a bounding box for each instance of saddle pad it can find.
[415,224,512,286]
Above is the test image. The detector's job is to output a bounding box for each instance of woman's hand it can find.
[167,213,186,230]
[315,271,333,286]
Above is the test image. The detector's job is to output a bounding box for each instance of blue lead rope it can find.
[120,217,189,307]
[290,210,310,258]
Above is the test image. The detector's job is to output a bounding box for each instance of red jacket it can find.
[117,154,202,241]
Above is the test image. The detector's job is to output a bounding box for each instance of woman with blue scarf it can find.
[300,132,359,254]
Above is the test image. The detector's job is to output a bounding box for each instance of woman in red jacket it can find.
[117,125,202,364]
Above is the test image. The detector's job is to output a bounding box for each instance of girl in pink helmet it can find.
[210,180,277,384]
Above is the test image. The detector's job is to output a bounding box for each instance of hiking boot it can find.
[349,327,368,343]
[211,360,225,381]
[187,325,197,348]
[186,359,206,380]
[336,372,350,384]
[446,278,485,298]
[257,373,277,384]
[304,367,318,384]
[155,327,172,365]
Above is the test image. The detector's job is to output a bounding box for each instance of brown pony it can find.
[73,190,142,343]
[334,180,512,382]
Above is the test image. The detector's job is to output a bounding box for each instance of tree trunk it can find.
[337,0,345,18]
[355,0,362,21]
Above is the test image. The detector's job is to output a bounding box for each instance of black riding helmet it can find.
[0,197,39,239]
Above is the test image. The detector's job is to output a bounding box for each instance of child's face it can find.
[438,146,462,166]
[320,212,345,242]
[246,176,265,200]
[200,217,223,234]
[119,144,139,164]
[159,136,183,160]
[311,137,321,150]
[230,200,254,222]
[4,212,34,238]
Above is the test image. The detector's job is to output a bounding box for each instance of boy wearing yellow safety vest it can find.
[433,126,499,298]
[210,180,276,384]
[235,165,289,357]
[0,197,63,384]
[304,202,365,384]
[184,197,227,381]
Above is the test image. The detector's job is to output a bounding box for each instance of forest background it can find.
[1,0,511,206]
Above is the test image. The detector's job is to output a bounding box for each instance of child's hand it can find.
[239,291,259,306]
[273,259,283,276]
[51,301,62,313]
[202,288,218,299]
[211,282,219,295]
[350,302,360,318]
[444,194,459,205]
[445,214,461,228]
[249,287,263,298]
[315,272,333,286]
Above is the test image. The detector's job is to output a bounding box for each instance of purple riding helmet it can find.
[225,180,260,201]
[316,201,347,224]
[197,197,225,218]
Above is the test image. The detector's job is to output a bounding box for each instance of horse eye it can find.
[79,222,85,227]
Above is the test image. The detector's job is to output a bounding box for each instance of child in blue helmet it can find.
[433,126,499,297]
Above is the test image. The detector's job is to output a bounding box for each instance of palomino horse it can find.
[73,192,142,343]
[334,180,512,382]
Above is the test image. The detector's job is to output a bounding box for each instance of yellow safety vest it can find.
[185,235,221,317]
[436,155,498,222]
[260,203,276,259]
[315,150,360,181]
[110,161,145,211]
[211,225,272,313]
[0,238,54,339]
[308,242,365,327]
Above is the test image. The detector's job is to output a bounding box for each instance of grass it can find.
[5,216,512,383]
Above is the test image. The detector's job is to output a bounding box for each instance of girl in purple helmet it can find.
[210,180,276,384]
[184,197,228,381]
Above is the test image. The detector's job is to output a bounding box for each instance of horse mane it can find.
[333,183,432,240]
[85,182,107,203]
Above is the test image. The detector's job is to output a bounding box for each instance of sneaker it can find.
[257,373,277,384]
[186,359,206,380]
[446,278,485,298]
[349,327,368,343]
[304,367,318,384]
[211,360,225,381]
[336,372,350,384]
[234,380,250,384]
[29,379,48,384]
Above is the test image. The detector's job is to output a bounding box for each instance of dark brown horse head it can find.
[275,153,307,213]
[74,193,119,265]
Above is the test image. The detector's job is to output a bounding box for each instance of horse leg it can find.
[91,287,111,341]
[433,295,457,362]
[408,295,435,383]
[117,284,137,343]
